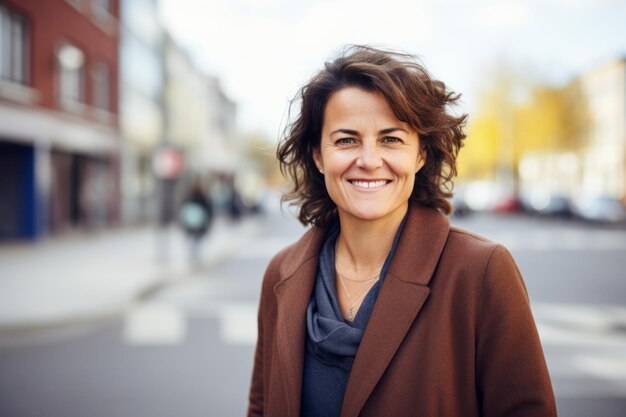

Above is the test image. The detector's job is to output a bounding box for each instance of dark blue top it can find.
[301,216,407,417]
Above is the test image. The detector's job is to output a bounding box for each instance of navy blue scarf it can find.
[305,215,407,371]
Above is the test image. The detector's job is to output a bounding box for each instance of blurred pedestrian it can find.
[247,45,556,417]
[228,177,244,221]
[179,179,213,263]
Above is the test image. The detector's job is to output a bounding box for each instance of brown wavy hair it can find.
[278,45,467,228]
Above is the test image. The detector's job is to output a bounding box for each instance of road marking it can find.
[131,288,626,398]
[488,230,626,251]
[217,303,258,345]
[575,355,626,381]
[533,302,626,396]
[123,303,186,345]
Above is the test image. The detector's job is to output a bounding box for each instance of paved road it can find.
[1,209,625,416]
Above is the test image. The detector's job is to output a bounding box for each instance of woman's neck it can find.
[335,207,407,273]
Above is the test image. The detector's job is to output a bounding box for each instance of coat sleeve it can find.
[247,275,266,417]
[476,245,557,417]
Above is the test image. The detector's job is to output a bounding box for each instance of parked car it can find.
[574,196,626,224]
[451,192,471,217]
[492,196,522,213]
[538,195,573,217]
[522,192,573,218]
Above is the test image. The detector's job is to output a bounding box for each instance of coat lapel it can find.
[340,206,450,417]
[273,227,326,417]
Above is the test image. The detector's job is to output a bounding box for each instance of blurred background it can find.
[0,0,625,416]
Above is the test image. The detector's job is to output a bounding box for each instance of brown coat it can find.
[248,205,557,417]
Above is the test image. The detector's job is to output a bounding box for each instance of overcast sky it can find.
[159,0,626,140]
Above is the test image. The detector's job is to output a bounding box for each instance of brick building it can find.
[0,0,121,239]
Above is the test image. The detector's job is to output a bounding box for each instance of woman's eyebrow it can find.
[379,127,409,134]
[329,127,409,136]
[330,128,359,136]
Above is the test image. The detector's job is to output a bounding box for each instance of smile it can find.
[349,180,390,189]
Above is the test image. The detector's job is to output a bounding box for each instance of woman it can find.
[248,45,556,417]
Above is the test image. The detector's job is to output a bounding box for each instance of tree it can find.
[459,61,590,197]
[514,81,589,156]
[458,60,529,186]
[457,112,499,179]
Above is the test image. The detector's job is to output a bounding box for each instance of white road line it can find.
[491,230,626,251]
[124,296,626,400]
[217,303,258,345]
[123,303,186,345]
[533,302,626,396]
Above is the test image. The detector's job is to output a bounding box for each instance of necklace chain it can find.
[337,270,379,321]
[337,270,380,282]
[335,247,384,282]
[334,237,383,321]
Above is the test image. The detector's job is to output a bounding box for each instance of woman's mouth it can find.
[349,179,390,189]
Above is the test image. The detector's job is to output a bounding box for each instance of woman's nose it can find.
[355,142,383,170]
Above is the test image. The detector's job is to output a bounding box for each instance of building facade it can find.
[578,58,626,203]
[120,0,240,224]
[162,36,239,212]
[118,0,165,224]
[0,0,121,239]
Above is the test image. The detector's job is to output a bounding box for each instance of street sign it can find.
[152,146,184,179]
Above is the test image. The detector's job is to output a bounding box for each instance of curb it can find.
[0,215,263,339]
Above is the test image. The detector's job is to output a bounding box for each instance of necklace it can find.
[334,237,384,320]
[337,271,380,283]
[335,240,384,282]
[337,270,379,321]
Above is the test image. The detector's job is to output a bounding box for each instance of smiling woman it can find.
[313,87,425,225]
[248,45,557,417]
[278,46,465,229]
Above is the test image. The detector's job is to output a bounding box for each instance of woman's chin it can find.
[338,203,407,223]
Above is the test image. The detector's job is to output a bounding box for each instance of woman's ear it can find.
[313,148,324,174]
[416,148,426,173]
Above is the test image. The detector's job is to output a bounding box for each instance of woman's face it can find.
[313,87,425,225]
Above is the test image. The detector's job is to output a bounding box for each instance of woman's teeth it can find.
[351,180,387,188]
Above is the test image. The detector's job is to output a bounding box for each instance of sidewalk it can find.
[0,216,262,331]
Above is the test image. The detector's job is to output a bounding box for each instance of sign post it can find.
[152,145,185,264]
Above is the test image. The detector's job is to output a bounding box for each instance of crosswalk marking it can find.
[532,302,626,396]
[217,303,258,345]
[479,230,626,251]
[575,355,626,381]
[123,303,186,345]
[135,271,626,397]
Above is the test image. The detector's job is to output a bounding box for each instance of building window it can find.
[65,0,83,12]
[57,42,85,105]
[92,0,111,16]
[0,4,29,85]
[91,62,109,111]
[91,0,114,30]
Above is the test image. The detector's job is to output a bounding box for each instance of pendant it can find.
[348,307,354,321]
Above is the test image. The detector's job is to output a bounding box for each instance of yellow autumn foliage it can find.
[459,73,589,182]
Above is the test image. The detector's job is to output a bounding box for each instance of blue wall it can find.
[0,142,42,240]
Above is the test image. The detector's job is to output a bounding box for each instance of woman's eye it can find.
[336,137,356,144]
[382,136,402,143]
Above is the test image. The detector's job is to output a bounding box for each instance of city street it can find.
[2,2,625,417]
[1,206,626,417]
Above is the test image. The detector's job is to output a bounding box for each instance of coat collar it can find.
[341,205,450,417]
[273,204,450,417]
[272,226,325,417]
